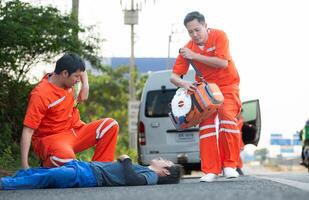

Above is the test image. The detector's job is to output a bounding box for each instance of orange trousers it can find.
[236,115,244,169]
[32,118,119,167]
[199,92,241,174]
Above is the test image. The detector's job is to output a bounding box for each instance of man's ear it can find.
[60,70,69,78]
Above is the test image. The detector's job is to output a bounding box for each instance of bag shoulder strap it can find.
[187,59,207,84]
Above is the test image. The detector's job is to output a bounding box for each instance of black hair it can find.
[54,52,85,76]
[157,164,183,184]
[183,11,205,26]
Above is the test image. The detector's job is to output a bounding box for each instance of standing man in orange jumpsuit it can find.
[236,113,245,175]
[20,53,119,168]
[170,11,241,182]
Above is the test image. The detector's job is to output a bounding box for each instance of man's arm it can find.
[20,126,34,169]
[179,47,228,68]
[170,73,196,92]
[77,71,89,104]
[118,155,147,186]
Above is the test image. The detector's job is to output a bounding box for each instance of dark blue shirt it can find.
[89,161,158,186]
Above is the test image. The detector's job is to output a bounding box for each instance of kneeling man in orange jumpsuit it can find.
[20,53,119,169]
[170,11,241,182]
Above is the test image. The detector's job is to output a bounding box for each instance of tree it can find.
[77,66,148,161]
[0,0,103,82]
[254,148,269,164]
[0,0,103,171]
[79,66,129,129]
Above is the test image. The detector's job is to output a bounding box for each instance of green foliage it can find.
[135,72,148,100]
[0,0,147,171]
[0,0,103,82]
[0,73,41,171]
[76,133,137,163]
[116,132,137,162]
[0,0,102,171]
[77,66,147,163]
[76,147,95,162]
[78,66,135,161]
[79,66,129,132]
[254,148,269,164]
[0,74,32,143]
[0,146,15,170]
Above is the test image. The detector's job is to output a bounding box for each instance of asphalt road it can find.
[1,172,309,200]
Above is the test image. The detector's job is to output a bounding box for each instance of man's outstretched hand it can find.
[118,154,130,162]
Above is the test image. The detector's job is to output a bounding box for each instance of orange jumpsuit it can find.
[236,114,244,169]
[173,28,241,174]
[23,74,119,167]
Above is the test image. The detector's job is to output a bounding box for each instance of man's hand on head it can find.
[77,71,89,104]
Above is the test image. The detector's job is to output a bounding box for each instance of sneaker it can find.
[236,168,245,176]
[200,173,217,182]
[223,167,239,179]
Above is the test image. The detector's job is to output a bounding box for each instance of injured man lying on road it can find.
[0,155,182,190]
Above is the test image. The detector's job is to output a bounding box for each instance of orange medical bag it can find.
[169,60,224,131]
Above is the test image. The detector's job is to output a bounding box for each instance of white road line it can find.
[257,176,309,192]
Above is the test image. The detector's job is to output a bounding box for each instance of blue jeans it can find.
[1,160,97,190]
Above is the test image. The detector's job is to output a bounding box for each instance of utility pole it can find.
[121,0,154,150]
[71,0,79,40]
[122,0,139,101]
[167,24,179,69]
[166,32,172,69]
[72,0,79,22]
[121,0,140,150]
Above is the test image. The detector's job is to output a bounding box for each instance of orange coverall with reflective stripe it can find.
[173,28,241,174]
[24,75,118,167]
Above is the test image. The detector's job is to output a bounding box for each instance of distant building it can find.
[86,57,176,74]
[269,133,302,158]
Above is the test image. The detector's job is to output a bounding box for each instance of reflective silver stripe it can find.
[50,156,73,167]
[48,96,66,109]
[96,118,110,139]
[219,128,240,134]
[220,120,237,126]
[97,121,118,140]
[200,124,216,131]
[71,128,77,137]
[200,132,216,139]
[50,157,59,167]
[212,92,223,96]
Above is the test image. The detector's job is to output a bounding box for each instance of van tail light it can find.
[138,121,146,145]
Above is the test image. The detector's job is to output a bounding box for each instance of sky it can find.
[25,0,309,150]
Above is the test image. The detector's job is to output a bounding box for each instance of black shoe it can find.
[236,168,245,176]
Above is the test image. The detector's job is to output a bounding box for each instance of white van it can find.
[137,69,261,173]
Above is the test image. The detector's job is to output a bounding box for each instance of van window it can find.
[145,89,176,117]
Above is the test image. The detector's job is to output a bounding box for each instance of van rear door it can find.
[241,99,261,146]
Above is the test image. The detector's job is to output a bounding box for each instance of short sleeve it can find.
[173,54,189,75]
[213,31,232,61]
[23,93,47,129]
